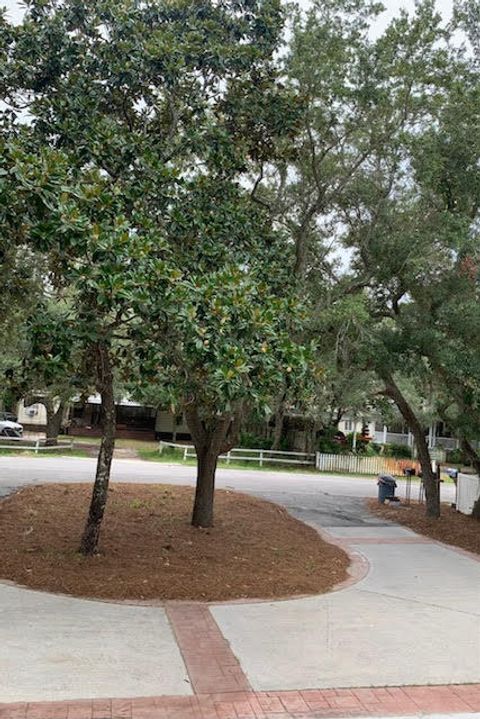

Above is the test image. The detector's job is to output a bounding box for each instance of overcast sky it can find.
[2,0,454,28]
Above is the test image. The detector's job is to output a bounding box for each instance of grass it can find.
[59,435,159,451]
[137,447,458,481]
[137,447,323,474]
[0,447,89,458]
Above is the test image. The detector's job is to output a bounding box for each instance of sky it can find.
[2,0,454,27]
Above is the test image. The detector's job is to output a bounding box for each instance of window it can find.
[344,420,353,432]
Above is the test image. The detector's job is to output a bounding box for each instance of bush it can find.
[358,442,380,457]
[239,432,273,450]
[446,447,468,465]
[316,426,345,454]
[383,443,412,459]
[345,433,379,455]
[317,436,341,454]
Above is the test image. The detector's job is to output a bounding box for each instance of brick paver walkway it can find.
[2,684,480,718]
[165,604,251,695]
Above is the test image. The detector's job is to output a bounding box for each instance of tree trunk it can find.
[460,438,480,520]
[45,399,65,446]
[191,448,218,527]
[271,408,285,450]
[186,404,243,528]
[271,393,286,450]
[79,342,116,555]
[382,372,440,518]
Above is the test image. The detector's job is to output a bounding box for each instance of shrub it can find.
[239,432,273,450]
[446,447,469,465]
[358,442,380,457]
[317,426,344,454]
[383,443,412,459]
[345,433,377,455]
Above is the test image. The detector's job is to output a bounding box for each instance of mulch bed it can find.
[368,499,480,556]
[0,483,349,601]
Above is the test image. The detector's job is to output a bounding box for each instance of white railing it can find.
[374,432,412,446]
[159,441,315,466]
[315,452,421,476]
[456,473,480,515]
[0,438,75,454]
[373,431,474,452]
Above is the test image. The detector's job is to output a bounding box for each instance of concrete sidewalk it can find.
[0,584,190,702]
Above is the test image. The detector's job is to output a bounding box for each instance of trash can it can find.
[377,474,397,503]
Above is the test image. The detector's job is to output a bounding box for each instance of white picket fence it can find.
[0,438,74,453]
[456,473,480,515]
[315,452,420,476]
[159,441,315,466]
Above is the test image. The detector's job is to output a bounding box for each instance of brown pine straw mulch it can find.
[368,499,480,556]
[0,483,349,601]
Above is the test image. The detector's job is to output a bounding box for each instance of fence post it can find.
[226,451,231,465]
[159,441,163,455]
[259,450,264,467]
[35,440,39,455]
[315,452,320,470]
[183,447,188,462]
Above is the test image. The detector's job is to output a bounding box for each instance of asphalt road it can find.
[0,455,456,526]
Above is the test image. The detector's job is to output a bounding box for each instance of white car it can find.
[0,420,24,438]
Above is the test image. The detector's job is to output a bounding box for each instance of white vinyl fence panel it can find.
[0,438,74,453]
[159,441,315,466]
[456,473,480,515]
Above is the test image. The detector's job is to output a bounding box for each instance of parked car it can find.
[0,411,18,422]
[0,420,23,438]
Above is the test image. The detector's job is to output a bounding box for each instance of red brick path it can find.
[165,603,251,694]
[2,685,480,718]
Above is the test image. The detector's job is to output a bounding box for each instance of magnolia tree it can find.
[132,179,310,527]
[1,137,173,540]
[4,0,300,552]
[141,271,308,527]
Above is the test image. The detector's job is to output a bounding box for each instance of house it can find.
[18,396,192,442]
[337,416,461,451]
